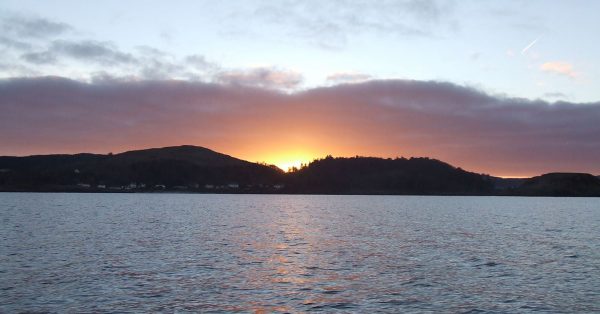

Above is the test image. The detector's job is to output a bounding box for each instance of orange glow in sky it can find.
[1,2,600,180]
[2,78,599,178]
[263,150,321,172]
[227,142,324,172]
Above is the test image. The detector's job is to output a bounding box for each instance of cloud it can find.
[326,72,372,84]
[469,52,481,61]
[236,0,457,49]
[1,77,599,177]
[543,92,568,99]
[12,33,302,86]
[215,67,303,90]
[10,35,219,81]
[0,14,74,75]
[0,12,222,81]
[540,61,578,78]
[185,54,220,73]
[22,40,138,66]
[0,36,32,50]
[0,14,71,39]
[0,12,253,84]
[21,51,57,64]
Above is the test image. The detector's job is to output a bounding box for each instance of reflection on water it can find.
[1,193,599,312]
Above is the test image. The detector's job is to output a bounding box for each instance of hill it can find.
[1,145,599,196]
[284,156,494,195]
[0,145,284,192]
[511,173,600,197]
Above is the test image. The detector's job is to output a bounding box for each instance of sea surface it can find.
[1,193,599,313]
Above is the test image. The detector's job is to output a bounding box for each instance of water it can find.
[1,193,599,313]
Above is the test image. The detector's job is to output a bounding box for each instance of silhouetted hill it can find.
[511,173,600,196]
[284,156,494,195]
[1,146,599,196]
[112,145,248,167]
[0,145,283,191]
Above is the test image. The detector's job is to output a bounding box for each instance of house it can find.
[204,184,215,189]
[97,184,106,189]
[227,183,239,189]
[77,183,90,188]
[274,184,285,189]
[154,184,166,189]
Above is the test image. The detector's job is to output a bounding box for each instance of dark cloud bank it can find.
[1,76,599,176]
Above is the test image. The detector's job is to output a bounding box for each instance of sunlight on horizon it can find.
[260,151,318,172]
[274,160,306,172]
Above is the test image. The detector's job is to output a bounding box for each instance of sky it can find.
[1,0,599,177]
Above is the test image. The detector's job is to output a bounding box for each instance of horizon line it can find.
[2,144,597,179]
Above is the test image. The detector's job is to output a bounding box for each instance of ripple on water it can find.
[0,194,599,313]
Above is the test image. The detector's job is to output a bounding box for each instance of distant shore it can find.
[2,145,600,197]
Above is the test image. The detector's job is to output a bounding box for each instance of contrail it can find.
[521,37,540,54]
